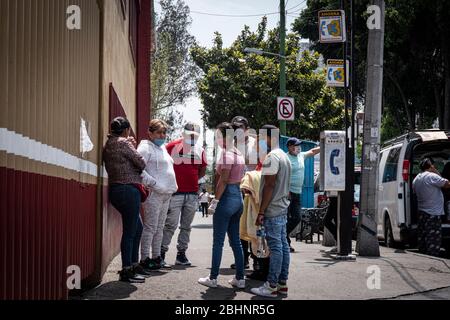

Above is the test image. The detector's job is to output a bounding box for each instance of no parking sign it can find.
[277,97,295,121]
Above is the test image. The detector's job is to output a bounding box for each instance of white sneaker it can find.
[250,282,278,298]
[198,276,218,288]
[228,278,246,289]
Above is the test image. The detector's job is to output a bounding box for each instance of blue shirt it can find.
[287,152,312,194]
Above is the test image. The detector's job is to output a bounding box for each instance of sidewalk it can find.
[82,213,450,300]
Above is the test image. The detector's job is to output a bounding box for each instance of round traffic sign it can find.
[278,98,294,119]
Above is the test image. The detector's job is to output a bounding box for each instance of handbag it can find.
[132,184,150,203]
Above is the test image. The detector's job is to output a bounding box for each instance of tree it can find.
[191,18,345,141]
[151,0,199,137]
[292,0,450,141]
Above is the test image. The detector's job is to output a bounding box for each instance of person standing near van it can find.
[162,122,208,266]
[285,138,320,252]
[441,162,450,220]
[413,158,450,257]
[138,119,178,270]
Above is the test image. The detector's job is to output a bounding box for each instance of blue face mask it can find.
[153,138,166,147]
[259,139,268,153]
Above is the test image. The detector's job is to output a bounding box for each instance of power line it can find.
[190,10,280,18]
[287,0,307,12]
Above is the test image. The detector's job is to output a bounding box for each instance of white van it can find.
[377,130,450,250]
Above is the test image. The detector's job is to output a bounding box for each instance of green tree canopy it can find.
[191,17,345,141]
[293,0,450,141]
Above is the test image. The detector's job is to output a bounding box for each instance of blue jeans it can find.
[109,184,143,268]
[210,185,244,280]
[264,212,290,285]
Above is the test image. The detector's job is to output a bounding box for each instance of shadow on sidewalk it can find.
[81,281,137,300]
[200,287,237,300]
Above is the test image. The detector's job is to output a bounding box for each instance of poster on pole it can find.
[318,10,346,43]
[277,97,295,121]
[326,59,349,87]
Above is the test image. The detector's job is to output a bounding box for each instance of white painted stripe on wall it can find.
[0,127,102,177]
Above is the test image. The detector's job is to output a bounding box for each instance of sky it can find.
[154,0,308,152]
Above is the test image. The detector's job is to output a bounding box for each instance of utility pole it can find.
[336,0,354,258]
[356,0,384,256]
[279,0,287,136]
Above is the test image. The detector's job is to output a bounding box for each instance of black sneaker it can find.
[155,256,172,269]
[230,262,250,269]
[119,268,145,283]
[133,264,152,277]
[140,257,161,270]
[246,271,267,281]
[175,252,191,266]
[161,251,166,261]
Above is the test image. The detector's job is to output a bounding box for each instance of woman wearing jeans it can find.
[198,122,246,288]
[103,117,148,283]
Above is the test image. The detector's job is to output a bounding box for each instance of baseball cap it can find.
[287,137,302,147]
[184,122,201,136]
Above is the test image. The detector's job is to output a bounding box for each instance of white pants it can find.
[140,191,172,260]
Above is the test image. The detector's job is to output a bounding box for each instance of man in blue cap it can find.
[285,138,320,252]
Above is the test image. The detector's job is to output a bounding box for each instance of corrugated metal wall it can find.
[0,0,101,299]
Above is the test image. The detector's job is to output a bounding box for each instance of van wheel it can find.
[385,217,396,248]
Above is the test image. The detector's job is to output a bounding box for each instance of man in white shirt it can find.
[413,158,450,257]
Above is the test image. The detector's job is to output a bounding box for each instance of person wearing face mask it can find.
[250,124,292,298]
[162,122,208,266]
[137,119,178,270]
[285,138,320,252]
[198,122,246,288]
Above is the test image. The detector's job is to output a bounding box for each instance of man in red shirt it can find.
[161,122,207,266]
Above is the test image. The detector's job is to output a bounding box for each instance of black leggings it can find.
[323,197,338,242]
[201,202,209,217]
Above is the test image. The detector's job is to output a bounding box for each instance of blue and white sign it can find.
[320,131,346,191]
[326,59,349,87]
[319,10,346,43]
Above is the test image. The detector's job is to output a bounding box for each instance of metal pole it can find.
[356,0,384,256]
[280,0,287,136]
[337,0,354,258]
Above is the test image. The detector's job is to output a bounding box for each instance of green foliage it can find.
[292,0,450,142]
[191,18,345,141]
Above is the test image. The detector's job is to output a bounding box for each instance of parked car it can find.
[377,130,450,251]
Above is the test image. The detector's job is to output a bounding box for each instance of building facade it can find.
[0,0,153,299]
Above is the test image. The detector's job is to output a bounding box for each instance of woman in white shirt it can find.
[137,119,178,270]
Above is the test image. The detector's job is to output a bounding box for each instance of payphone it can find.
[320,131,346,191]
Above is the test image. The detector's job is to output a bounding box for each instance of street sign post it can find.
[319,10,347,43]
[326,59,349,87]
[277,97,295,121]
